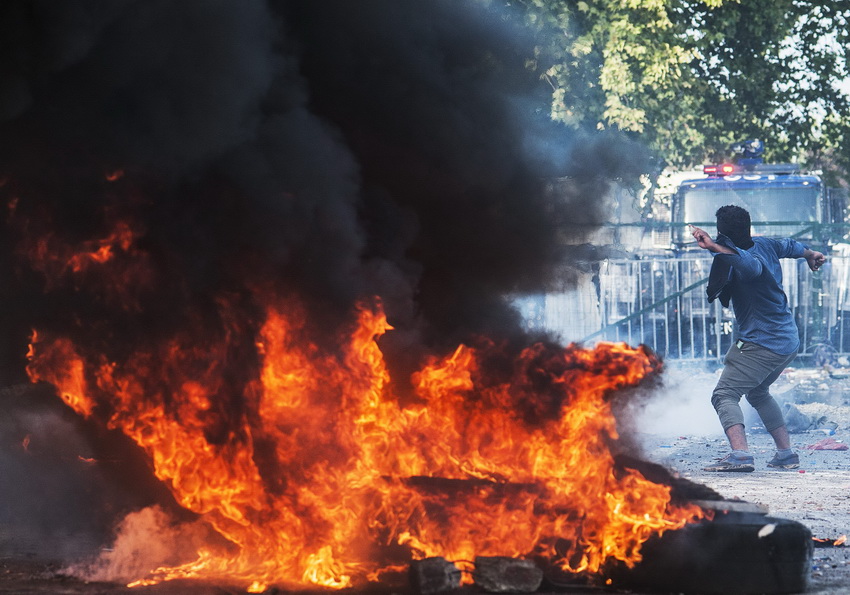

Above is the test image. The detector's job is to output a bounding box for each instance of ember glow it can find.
[814,535,848,547]
[26,289,704,590]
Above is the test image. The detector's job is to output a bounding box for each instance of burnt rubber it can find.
[609,512,813,594]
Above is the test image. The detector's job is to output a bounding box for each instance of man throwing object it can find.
[691,205,825,472]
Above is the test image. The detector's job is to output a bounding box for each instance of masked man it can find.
[691,205,825,472]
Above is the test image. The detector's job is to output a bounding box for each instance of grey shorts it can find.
[710,340,797,431]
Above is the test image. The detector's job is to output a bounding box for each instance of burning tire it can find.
[610,511,813,595]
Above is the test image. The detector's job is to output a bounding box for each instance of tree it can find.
[516,0,850,186]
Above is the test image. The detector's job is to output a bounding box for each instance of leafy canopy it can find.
[515,0,850,183]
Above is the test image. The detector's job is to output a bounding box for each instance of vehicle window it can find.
[682,186,820,225]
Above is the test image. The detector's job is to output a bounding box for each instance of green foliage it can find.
[515,0,850,184]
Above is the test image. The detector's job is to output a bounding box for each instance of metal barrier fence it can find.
[579,255,850,365]
[511,217,850,364]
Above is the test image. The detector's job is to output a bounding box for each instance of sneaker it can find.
[703,453,755,472]
[767,451,800,469]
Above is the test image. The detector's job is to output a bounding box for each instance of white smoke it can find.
[69,506,210,583]
[632,366,725,437]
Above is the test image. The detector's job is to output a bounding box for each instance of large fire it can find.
[19,216,704,591]
[0,1,710,590]
[26,316,705,587]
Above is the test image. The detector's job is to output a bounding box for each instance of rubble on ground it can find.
[638,362,850,594]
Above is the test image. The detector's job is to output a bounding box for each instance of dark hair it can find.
[715,205,753,249]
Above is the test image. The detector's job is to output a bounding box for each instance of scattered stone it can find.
[472,556,543,593]
[784,403,816,433]
[409,557,462,595]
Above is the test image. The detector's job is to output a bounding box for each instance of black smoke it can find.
[0,0,648,385]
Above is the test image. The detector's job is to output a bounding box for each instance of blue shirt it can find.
[714,236,807,355]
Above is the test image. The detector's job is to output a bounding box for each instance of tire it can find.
[609,511,813,594]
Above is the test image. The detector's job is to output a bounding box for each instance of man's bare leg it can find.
[768,424,791,450]
[725,423,749,451]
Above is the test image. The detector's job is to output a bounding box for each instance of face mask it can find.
[718,225,753,249]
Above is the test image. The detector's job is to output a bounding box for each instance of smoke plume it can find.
[0,1,666,572]
[0,0,648,387]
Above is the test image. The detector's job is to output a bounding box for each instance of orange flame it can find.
[21,219,141,275]
[65,220,138,272]
[15,216,153,311]
[25,297,704,591]
[814,534,847,547]
[27,331,96,418]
